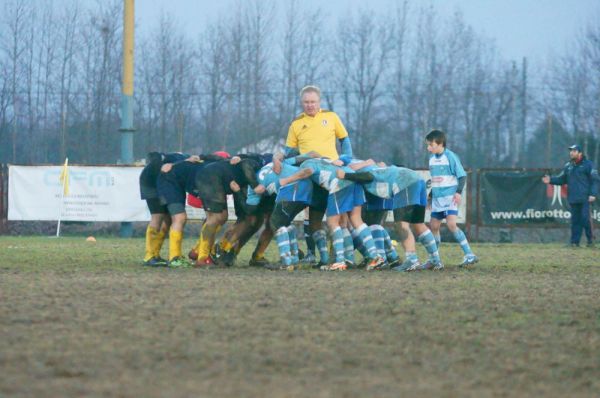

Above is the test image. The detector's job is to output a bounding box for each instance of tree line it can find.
[0,0,598,169]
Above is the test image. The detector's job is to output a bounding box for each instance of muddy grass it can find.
[0,237,598,397]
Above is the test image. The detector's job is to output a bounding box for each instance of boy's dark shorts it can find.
[157,175,186,215]
[362,208,388,226]
[270,201,306,230]
[393,205,426,224]
[309,185,328,212]
[196,176,227,214]
[146,198,168,215]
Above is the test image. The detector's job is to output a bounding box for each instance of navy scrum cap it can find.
[568,144,582,152]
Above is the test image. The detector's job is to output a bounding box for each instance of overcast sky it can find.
[134,0,598,64]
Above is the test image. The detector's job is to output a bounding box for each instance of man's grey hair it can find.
[300,85,321,98]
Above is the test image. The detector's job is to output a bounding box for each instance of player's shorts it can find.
[270,201,306,230]
[430,210,459,220]
[326,184,366,216]
[365,191,394,211]
[309,184,328,212]
[362,209,388,226]
[393,180,427,209]
[156,174,186,215]
[277,180,313,205]
[235,192,276,220]
[393,204,426,224]
[146,198,167,215]
[196,174,227,213]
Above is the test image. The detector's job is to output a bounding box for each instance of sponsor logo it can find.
[322,120,328,126]
[44,170,114,188]
[545,184,567,207]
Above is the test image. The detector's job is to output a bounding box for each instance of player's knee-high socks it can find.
[312,229,329,264]
[303,220,316,256]
[168,230,184,261]
[417,230,441,264]
[342,228,355,264]
[369,225,386,259]
[287,225,299,264]
[452,228,473,256]
[144,226,159,261]
[380,227,399,262]
[198,223,220,260]
[275,226,292,266]
[331,227,345,263]
[351,229,368,258]
[155,228,167,258]
[355,223,378,259]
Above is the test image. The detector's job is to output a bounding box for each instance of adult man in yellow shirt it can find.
[285,85,353,160]
[285,85,353,266]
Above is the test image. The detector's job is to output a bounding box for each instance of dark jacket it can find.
[549,157,598,204]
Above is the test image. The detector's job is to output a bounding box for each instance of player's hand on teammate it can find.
[542,175,550,184]
[336,169,346,179]
[230,181,241,192]
[230,156,242,165]
[590,196,596,203]
[186,155,201,162]
[254,185,266,194]
[160,163,173,173]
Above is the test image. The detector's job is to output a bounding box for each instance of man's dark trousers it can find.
[570,201,592,245]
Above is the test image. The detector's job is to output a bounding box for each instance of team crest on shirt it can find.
[322,120,328,126]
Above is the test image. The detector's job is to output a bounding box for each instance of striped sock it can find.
[342,228,355,263]
[417,230,441,264]
[287,225,299,264]
[381,227,399,261]
[351,229,368,257]
[331,227,345,263]
[369,225,386,259]
[356,223,377,259]
[453,228,473,256]
[405,251,419,262]
[312,229,330,264]
[275,227,292,266]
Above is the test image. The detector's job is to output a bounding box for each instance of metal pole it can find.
[120,0,135,237]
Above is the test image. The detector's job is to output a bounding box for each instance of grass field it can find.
[0,236,598,397]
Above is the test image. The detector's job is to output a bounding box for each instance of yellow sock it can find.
[198,224,219,260]
[220,237,234,252]
[144,226,158,261]
[169,230,184,261]
[252,250,265,261]
[154,229,166,258]
[197,225,222,255]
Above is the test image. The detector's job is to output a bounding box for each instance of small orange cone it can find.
[86,236,97,242]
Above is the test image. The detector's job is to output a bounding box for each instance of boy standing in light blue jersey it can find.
[426,130,478,267]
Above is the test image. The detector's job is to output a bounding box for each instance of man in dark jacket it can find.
[543,144,598,247]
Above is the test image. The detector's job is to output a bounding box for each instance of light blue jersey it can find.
[429,148,466,212]
[246,162,312,206]
[350,162,420,199]
[300,158,355,193]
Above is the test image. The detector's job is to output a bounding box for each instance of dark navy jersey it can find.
[140,152,188,199]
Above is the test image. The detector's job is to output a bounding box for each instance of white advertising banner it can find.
[8,166,467,224]
[8,165,150,222]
